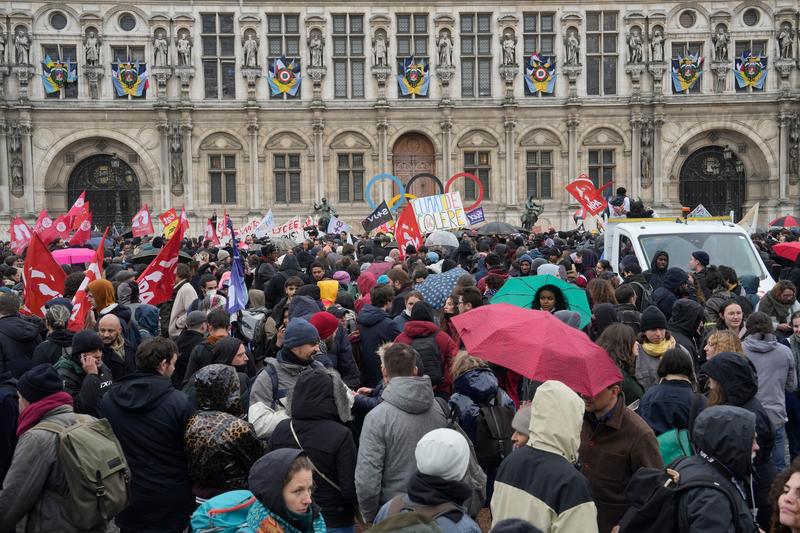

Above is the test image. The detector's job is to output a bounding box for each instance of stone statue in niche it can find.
[154,31,169,67]
[84,31,100,66]
[779,25,794,59]
[308,31,324,67]
[176,32,192,66]
[10,159,23,196]
[712,27,729,61]
[565,30,580,66]
[627,28,643,64]
[14,29,30,65]
[650,28,664,62]
[169,124,183,189]
[641,125,653,183]
[501,31,516,66]
[242,34,258,67]
[0,33,6,64]
[372,31,387,66]
[437,30,453,67]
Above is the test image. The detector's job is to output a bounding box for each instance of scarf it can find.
[759,291,792,322]
[278,349,315,367]
[406,472,472,508]
[642,336,676,357]
[247,502,326,533]
[17,391,74,436]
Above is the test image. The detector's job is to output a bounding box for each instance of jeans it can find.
[773,424,787,471]
[327,527,356,533]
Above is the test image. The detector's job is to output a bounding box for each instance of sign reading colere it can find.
[411,192,469,233]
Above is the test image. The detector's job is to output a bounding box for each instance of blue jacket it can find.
[637,379,705,436]
[357,305,401,388]
[449,368,514,444]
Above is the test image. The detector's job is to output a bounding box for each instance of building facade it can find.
[1,1,799,232]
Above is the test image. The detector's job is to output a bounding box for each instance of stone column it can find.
[19,120,33,213]
[439,119,452,185]
[629,116,642,200]
[504,118,517,206]
[0,118,8,216]
[567,115,580,187]
[181,122,193,210]
[312,119,325,202]
[652,115,665,205]
[376,119,390,203]
[248,118,260,212]
[157,121,170,211]
[779,112,791,201]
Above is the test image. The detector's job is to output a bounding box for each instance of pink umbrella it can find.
[51,248,97,265]
[451,303,622,398]
[366,261,393,276]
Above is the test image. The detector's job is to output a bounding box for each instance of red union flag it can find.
[9,217,33,255]
[137,217,187,306]
[131,204,154,237]
[565,174,608,216]
[395,204,423,259]
[54,214,70,240]
[22,233,66,317]
[33,210,58,245]
[68,227,108,332]
[67,191,89,230]
[159,208,177,228]
[205,218,220,245]
[68,211,92,246]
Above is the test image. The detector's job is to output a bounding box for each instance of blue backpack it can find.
[191,490,257,533]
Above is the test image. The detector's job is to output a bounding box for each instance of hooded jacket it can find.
[99,371,195,531]
[492,381,598,532]
[357,304,402,388]
[265,255,308,308]
[449,368,514,444]
[668,299,706,364]
[652,268,689,321]
[53,354,113,418]
[0,314,42,378]
[135,304,160,338]
[317,325,360,389]
[646,251,669,290]
[31,328,75,366]
[704,289,735,324]
[356,376,447,521]
[270,369,358,528]
[184,364,263,498]
[288,295,320,321]
[742,333,797,428]
[355,272,377,314]
[395,320,459,395]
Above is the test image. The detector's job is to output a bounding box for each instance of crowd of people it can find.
[3,221,800,533]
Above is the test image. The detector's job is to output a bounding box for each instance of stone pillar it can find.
[157,121,170,211]
[439,119,452,183]
[630,116,642,200]
[779,112,791,201]
[567,115,580,187]
[376,119,390,203]
[504,118,517,206]
[312,119,325,202]
[248,118,260,212]
[0,118,8,216]
[181,122,193,210]
[20,120,33,213]
[652,115,665,205]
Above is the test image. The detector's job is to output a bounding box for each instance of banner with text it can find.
[362,201,393,233]
[411,192,469,233]
[465,207,485,226]
[565,175,608,216]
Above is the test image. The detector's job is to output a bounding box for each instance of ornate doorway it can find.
[68,154,140,233]
[679,145,745,220]
[392,133,436,197]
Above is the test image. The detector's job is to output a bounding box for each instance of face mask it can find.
[206,289,217,297]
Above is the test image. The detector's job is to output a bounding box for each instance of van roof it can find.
[607,219,745,236]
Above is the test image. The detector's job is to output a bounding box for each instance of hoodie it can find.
[742,333,797,428]
[355,272,377,314]
[357,304,401,388]
[289,295,321,321]
[0,314,42,378]
[652,268,689,320]
[395,320,459,394]
[135,304,159,338]
[646,251,669,290]
[265,255,307,308]
[668,299,706,363]
[32,328,75,366]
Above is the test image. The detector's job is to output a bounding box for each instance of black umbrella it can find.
[477,221,518,235]
[130,249,194,265]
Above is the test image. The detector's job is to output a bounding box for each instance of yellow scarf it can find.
[642,336,676,357]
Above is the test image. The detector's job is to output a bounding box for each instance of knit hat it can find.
[72,330,104,356]
[309,311,339,340]
[640,306,668,332]
[332,270,351,286]
[18,364,63,403]
[217,250,231,262]
[425,251,439,264]
[410,301,435,323]
[376,274,390,285]
[185,310,208,328]
[415,428,470,481]
[283,318,320,349]
[45,297,73,312]
[692,250,710,267]
[511,403,533,435]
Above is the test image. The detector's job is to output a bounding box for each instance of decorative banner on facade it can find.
[41,55,77,94]
[411,192,469,233]
[362,201,394,233]
[111,61,149,97]
[267,57,301,96]
[671,53,703,92]
[397,56,430,96]
[525,53,556,94]
[734,51,767,90]
[326,215,351,235]
[395,205,423,259]
[565,174,608,216]
[22,233,66,318]
[465,207,486,226]
[131,204,154,238]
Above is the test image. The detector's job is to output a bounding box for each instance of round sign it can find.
[364,173,407,212]
[405,173,444,196]
[387,193,418,209]
[445,172,484,211]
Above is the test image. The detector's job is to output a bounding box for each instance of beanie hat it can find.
[409,301,435,323]
[692,250,710,267]
[511,403,533,435]
[376,274,390,285]
[283,318,321,349]
[640,306,668,332]
[309,311,339,340]
[415,428,470,481]
[426,251,439,264]
[332,270,351,286]
[18,364,63,403]
[405,244,417,255]
[217,250,231,262]
[72,330,104,356]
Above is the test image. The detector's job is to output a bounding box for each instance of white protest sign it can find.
[411,191,469,233]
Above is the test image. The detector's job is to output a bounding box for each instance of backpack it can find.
[384,495,462,522]
[191,489,257,533]
[158,280,187,338]
[630,281,653,310]
[655,393,706,465]
[617,462,745,533]
[616,307,642,334]
[474,391,515,469]
[411,334,443,386]
[36,415,130,530]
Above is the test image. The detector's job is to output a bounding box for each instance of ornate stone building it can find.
[1,1,799,231]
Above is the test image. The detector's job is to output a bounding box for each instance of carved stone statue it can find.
[308,32,324,67]
[243,34,258,67]
[373,32,387,66]
[501,32,516,66]
[8,123,21,153]
[153,31,169,67]
[790,144,799,178]
[641,125,652,183]
[437,31,453,67]
[169,124,183,188]
[0,33,5,64]
[565,30,580,66]
[779,26,794,59]
[10,159,22,196]
[14,30,29,65]
[314,197,337,230]
[650,28,664,62]
[712,27,729,62]
[627,29,643,64]
[84,31,99,66]
[522,196,544,230]
[176,32,192,66]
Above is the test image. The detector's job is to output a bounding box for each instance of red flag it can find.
[9,217,33,255]
[565,174,608,216]
[68,227,108,332]
[33,210,58,245]
[67,191,88,229]
[22,233,66,317]
[396,204,423,259]
[69,211,92,246]
[131,204,154,237]
[53,214,70,240]
[205,218,220,245]
[179,207,190,234]
[137,218,188,306]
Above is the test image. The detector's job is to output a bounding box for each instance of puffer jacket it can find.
[184,364,263,498]
[357,304,401,388]
[449,368,514,444]
[395,320,459,395]
[31,329,74,366]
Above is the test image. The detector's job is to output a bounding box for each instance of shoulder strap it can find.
[290,420,342,493]
[265,361,279,409]
[385,496,462,521]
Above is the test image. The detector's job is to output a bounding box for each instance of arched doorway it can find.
[68,154,141,232]
[679,146,745,219]
[392,133,436,197]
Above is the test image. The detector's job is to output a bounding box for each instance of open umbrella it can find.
[770,215,800,228]
[490,274,592,329]
[130,249,193,265]
[51,248,97,265]
[366,261,393,276]
[477,221,518,235]
[271,237,296,253]
[774,242,800,263]
[416,266,468,309]
[451,303,622,397]
[425,230,459,248]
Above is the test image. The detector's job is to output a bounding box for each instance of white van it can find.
[603,218,775,295]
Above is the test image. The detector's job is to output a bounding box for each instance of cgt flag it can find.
[205,218,220,245]
[67,191,88,229]
[68,227,108,332]
[395,204,423,259]
[33,210,58,245]
[137,215,187,306]
[69,211,92,246]
[9,217,33,255]
[565,174,608,217]
[22,233,66,317]
[131,204,154,237]
[362,201,394,233]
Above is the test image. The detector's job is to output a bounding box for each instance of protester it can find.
[704,329,744,360]
[688,250,711,300]
[770,456,800,532]
[174,310,207,388]
[667,298,706,365]
[716,299,748,339]
[310,310,360,388]
[356,284,401,388]
[0,291,42,377]
[184,306,230,383]
[636,306,688,391]
[210,336,253,408]
[54,330,113,417]
[645,250,669,290]
[759,281,800,338]
[703,266,736,323]
[98,313,136,380]
[31,304,74,366]
[651,267,689,321]
[394,290,423,330]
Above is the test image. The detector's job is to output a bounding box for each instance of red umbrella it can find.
[451,303,622,397]
[366,261,393,276]
[770,215,800,228]
[774,242,800,263]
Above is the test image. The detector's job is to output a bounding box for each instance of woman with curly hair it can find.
[770,457,800,532]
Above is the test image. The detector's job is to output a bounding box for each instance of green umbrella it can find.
[490,275,592,328]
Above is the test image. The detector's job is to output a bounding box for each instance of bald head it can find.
[98,314,122,346]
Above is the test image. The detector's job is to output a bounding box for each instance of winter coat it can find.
[101,338,136,381]
[31,329,74,366]
[0,314,42,378]
[266,255,308,308]
[174,329,204,389]
[355,376,447,521]
[743,333,797,428]
[637,379,705,436]
[184,364,263,498]
[668,299,706,365]
[317,325,360,388]
[357,304,402,388]
[395,320,459,395]
[652,268,689,321]
[270,369,358,528]
[492,381,599,532]
[704,289,735,324]
[620,273,649,312]
[448,368,514,444]
[676,406,760,533]
[579,396,663,533]
[757,291,800,329]
[255,259,277,293]
[645,251,669,290]
[636,339,690,391]
[354,272,377,314]
[477,267,509,293]
[0,404,106,533]
[169,280,198,338]
[99,372,195,532]
[0,373,17,485]
[53,355,114,418]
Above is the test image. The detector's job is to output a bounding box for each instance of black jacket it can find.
[0,373,17,485]
[174,329,204,388]
[269,369,358,528]
[645,251,669,291]
[637,380,705,436]
[668,299,706,365]
[255,260,277,293]
[265,255,308,308]
[357,304,402,388]
[621,273,649,312]
[652,268,689,321]
[102,341,136,381]
[31,329,75,366]
[54,356,114,417]
[99,372,195,531]
[317,326,361,388]
[0,314,42,378]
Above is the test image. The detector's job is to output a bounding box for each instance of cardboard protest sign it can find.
[411,192,469,233]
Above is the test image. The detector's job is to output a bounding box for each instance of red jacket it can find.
[477,268,510,293]
[395,321,458,394]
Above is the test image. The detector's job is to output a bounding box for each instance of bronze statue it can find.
[313,197,337,230]
[521,196,544,230]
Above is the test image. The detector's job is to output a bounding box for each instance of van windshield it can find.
[638,233,764,280]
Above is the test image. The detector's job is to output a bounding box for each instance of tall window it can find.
[338,153,364,202]
[526,151,553,199]
[274,153,301,203]
[586,11,618,95]
[111,45,146,99]
[201,13,235,99]
[671,42,703,94]
[734,39,767,93]
[42,44,78,99]
[522,13,556,97]
[396,14,428,98]
[460,13,492,97]
[463,151,490,200]
[267,14,301,99]
[588,149,615,190]
[209,155,236,204]
[333,14,365,99]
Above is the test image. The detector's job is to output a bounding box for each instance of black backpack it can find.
[411,334,443,386]
[474,391,515,469]
[630,281,654,311]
